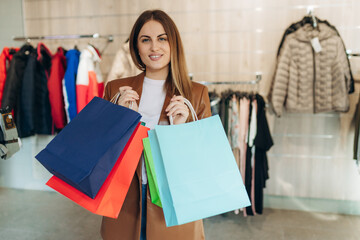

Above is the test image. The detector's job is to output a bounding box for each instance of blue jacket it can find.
[63,49,80,122]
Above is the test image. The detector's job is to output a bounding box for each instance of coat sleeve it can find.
[103,80,112,101]
[271,37,292,117]
[195,85,212,120]
[336,38,352,93]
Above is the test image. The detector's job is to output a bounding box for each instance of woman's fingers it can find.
[122,89,139,99]
[116,87,139,106]
[166,95,190,124]
[166,96,189,124]
[170,108,188,118]
[167,101,188,116]
[119,96,136,105]
[121,91,139,100]
[119,86,132,95]
[165,95,184,112]
[171,95,184,102]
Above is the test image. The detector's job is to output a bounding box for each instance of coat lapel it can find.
[131,72,145,108]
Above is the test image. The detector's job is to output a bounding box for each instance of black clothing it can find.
[1,44,35,110]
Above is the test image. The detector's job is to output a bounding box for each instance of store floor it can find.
[0,187,359,240]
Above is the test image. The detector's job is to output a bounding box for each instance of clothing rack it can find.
[347,50,360,83]
[347,50,360,58]
[197,73,262,85]
[12,33,114,42]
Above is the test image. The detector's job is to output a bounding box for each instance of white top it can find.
[138,76,167,184]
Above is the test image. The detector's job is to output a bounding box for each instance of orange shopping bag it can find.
[46,123,149,218]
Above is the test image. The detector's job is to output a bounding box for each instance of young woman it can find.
[101,9,211,240]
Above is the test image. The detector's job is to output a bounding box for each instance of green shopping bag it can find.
[143,137,162,207]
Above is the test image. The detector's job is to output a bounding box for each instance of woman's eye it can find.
[141,38,150,43]
[159,37,167,41]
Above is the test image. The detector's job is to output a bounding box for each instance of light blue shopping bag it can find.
[148,100,250,227]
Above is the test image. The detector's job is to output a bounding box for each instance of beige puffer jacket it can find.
[270,23,350,117]
[106,42,141,82]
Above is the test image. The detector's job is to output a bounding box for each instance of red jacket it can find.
[48,47,67,129]
[0,47,19,107]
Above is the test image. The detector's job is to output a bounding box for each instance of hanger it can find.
[9,48,17,55]
[73,39,79,51]
[305,6,319,30]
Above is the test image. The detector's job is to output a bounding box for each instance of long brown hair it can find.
[129,9,192,102]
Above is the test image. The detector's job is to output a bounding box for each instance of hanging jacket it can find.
[17,48,37,137]
[63,49,80,123]
[245,94,273,216]
[35,43,53,135]
[18,43,53,137]
[276,16,354,94]
[0,47,19,106]
[353,93,360,160]
[48,47,67,130]
[76,44,104,113]
[2,44,34,111]
[270,23,350,117]
[107,41,141,82]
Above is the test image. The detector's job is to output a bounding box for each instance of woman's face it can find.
[137,20,171,78]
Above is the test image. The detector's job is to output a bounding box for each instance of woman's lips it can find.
[149,54,162,61]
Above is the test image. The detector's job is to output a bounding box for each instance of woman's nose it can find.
[150,40,160,51]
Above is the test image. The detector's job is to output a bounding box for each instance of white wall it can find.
[0,0,24,48]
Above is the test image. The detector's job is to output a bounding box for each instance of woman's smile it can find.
[149,54,163,61]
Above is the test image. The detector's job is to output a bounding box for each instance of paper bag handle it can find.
[110,92,134,110]
[169,98,198,125]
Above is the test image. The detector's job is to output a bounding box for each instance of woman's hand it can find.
[117,86,139,111]
[165,95,189,125]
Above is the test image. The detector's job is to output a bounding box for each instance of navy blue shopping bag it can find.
[36,97,141,199]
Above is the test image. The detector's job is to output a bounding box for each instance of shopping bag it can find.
[143,137,162,208]
[148,99,250,227]
[36,96,141,198]
[46,124,149,218]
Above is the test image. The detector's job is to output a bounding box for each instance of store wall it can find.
[2,0,360,213]
[21,0,360,93]
[0,0,24,48]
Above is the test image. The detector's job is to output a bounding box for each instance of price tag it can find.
[311,37,322,53]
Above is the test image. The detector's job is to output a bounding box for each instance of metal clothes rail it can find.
[12,33,114,42]
[347,50,360,58]
[196,73,262,85]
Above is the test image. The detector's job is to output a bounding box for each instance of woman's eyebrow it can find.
[139,33,167,38]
